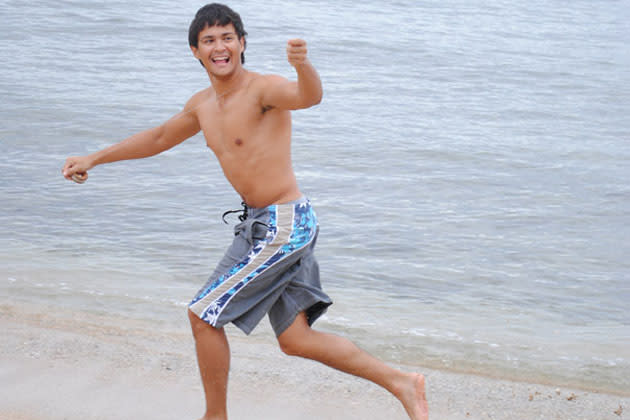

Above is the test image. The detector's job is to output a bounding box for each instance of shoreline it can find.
[1,303,627,420]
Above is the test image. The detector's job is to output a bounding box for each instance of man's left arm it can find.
[260,39,323,110]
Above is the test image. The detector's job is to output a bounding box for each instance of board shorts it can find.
[189,197,332,336]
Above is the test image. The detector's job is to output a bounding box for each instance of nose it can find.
[214,39,227,51]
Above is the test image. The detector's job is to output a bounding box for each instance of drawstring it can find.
[222,201,248,224]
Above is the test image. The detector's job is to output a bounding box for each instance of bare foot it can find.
[398,373,429,420]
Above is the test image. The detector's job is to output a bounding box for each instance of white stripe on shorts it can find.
[190,203,295,325]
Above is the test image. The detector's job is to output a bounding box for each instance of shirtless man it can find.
[62,4,428,420]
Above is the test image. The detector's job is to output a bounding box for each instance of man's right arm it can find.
[62,97,202,181]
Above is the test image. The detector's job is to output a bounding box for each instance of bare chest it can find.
[197,94,264,154]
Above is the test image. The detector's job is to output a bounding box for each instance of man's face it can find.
[191,23,244,77]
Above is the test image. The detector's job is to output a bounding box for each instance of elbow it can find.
[313,90,323,105]
[313,85,323,105]
[302,90,323,108]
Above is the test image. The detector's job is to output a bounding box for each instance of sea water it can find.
[1,0,629,394]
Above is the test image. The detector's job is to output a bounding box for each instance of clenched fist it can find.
[286,39,309,67]
[62,156,92,184]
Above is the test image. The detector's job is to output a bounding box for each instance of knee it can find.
[278,327,315,357]
[277,313,314,357]
[278,336,305,357]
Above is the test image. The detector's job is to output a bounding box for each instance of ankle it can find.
[392,372,422,400]
[198,412,227,420]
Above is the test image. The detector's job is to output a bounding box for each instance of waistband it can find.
[222,196,308,223]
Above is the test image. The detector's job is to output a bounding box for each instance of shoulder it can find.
[248,72,291,93]
[184,88,214,112]
[247,73,295,110]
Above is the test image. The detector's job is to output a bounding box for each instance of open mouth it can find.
[211,56,230,65]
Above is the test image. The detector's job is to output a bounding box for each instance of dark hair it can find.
[189,3,247,65]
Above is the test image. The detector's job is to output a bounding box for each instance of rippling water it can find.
[1,0,629,394]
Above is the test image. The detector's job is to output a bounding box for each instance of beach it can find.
[1,302,627,420]
[2,0,629,418]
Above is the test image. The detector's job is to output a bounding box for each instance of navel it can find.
[235,138,243,146]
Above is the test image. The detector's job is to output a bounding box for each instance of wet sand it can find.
[0,303,627,420]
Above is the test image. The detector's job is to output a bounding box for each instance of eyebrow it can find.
[201,32,236,40]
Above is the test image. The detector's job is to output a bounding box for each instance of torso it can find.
[191,72,301,208]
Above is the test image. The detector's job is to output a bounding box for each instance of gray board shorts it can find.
[189,197,332,336]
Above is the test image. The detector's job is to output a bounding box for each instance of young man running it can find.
[62,4,428,419]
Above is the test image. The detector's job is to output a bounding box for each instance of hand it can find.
[286,39,309,67]
[62,156,93,184]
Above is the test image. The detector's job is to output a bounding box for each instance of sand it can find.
[0,302,627,420]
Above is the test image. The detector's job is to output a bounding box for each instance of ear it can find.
[190,45,200,60]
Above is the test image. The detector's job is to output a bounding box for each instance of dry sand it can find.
[1,303,627,420]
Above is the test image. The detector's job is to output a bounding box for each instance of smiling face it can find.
[191,23,245,78]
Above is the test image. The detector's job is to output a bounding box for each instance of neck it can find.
[209,66,247,97]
